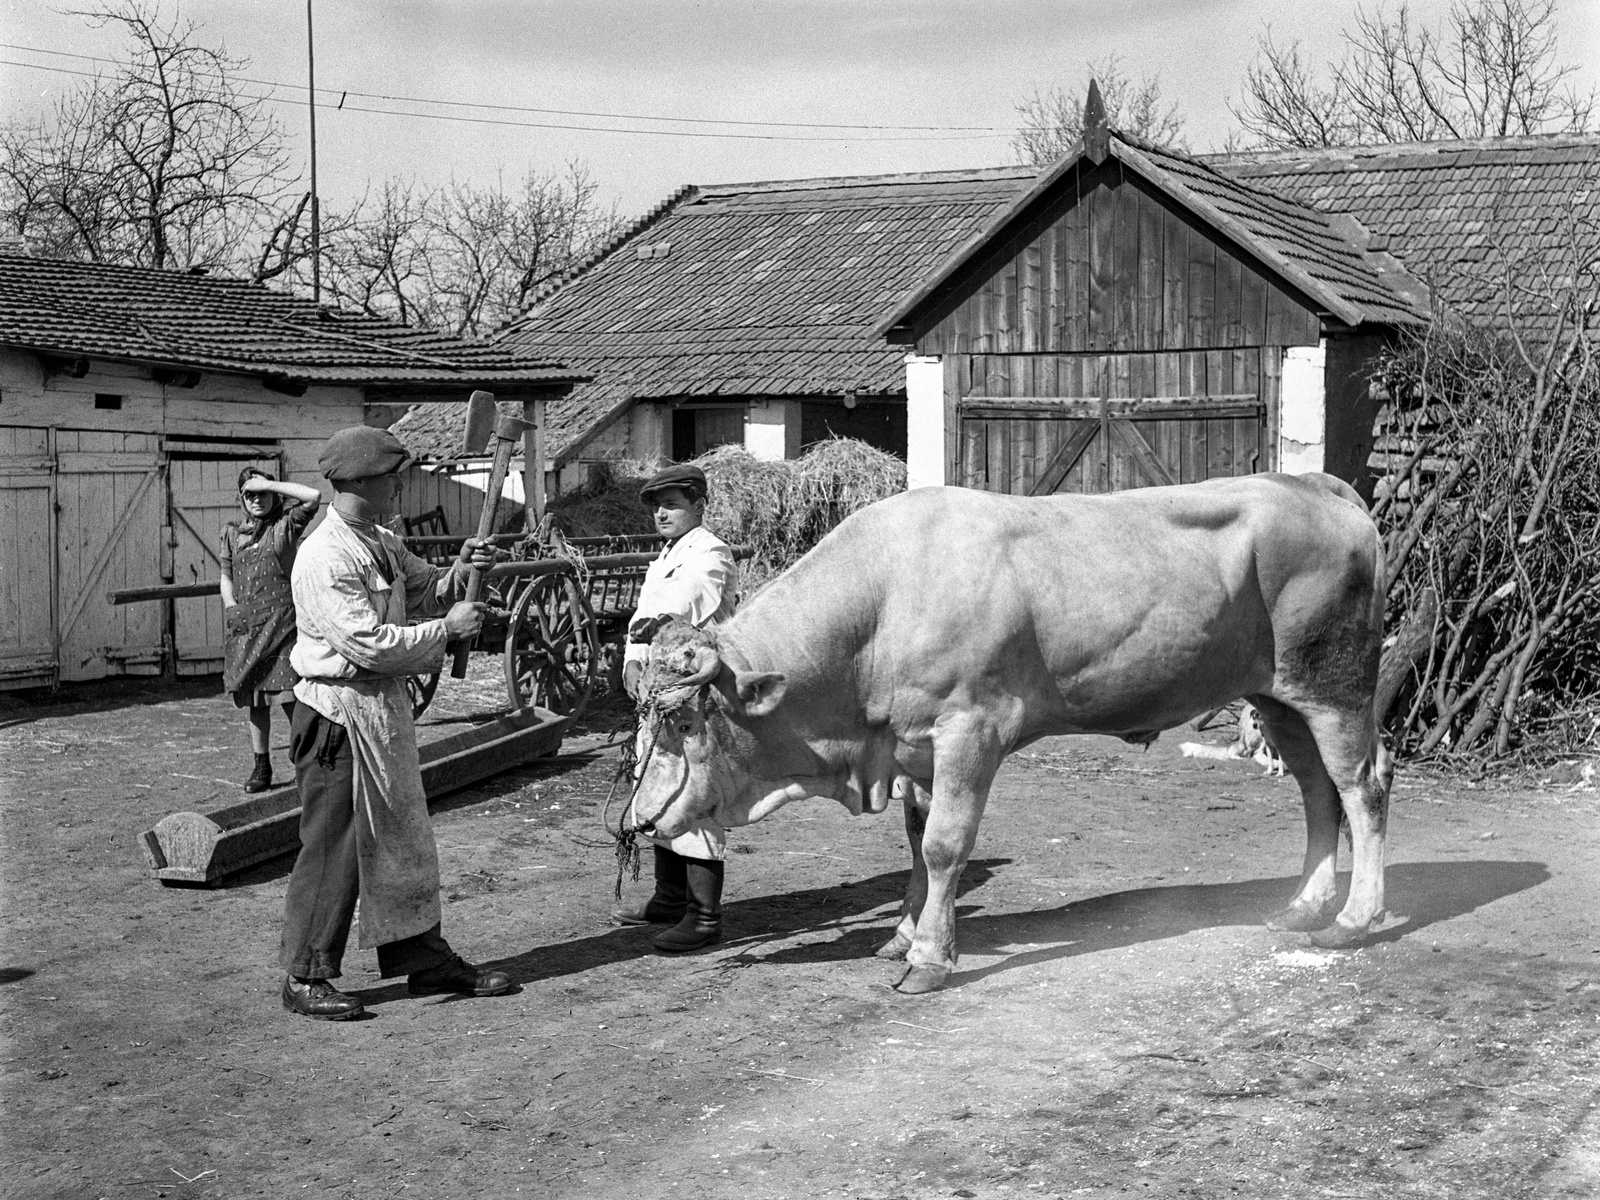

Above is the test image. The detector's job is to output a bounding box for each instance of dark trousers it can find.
[278,702,453,980]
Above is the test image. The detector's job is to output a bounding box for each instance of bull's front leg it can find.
[896,718,1000,995]
[876,777,930,961]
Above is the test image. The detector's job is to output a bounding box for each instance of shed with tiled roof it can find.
[394,167,1034,483]
[0,253,583,689]
[877,85,1432,498]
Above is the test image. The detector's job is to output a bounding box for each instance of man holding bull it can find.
[278,426,511,1021]
[614,464,738,952]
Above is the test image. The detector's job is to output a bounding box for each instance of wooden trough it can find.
[139,707,567,886]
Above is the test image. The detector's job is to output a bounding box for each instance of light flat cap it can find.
[320,426,410,481]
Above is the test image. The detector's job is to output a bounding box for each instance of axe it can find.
[450,390,532,678]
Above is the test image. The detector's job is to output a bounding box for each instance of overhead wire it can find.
[0,41,1014,141]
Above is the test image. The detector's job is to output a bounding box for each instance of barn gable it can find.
[877,88,1430,499]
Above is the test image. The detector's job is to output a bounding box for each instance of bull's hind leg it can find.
[877,778,931,961]
[897,716,1001,995]
[1249,696,1345,933]
[1300,705,1393,949]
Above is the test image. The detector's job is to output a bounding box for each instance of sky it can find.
[3,0,1598,221]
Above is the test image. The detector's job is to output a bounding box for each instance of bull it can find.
[629,474,1394,994]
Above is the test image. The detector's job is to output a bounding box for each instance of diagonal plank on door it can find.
[56,465,163,643]
[1108,419,1177,487]
[1030,418,1101,496]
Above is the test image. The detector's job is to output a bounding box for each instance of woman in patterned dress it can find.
[220,469,323,792]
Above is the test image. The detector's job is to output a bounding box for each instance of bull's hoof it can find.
[1309,921,1370,950]
[1264,905,1335,933]
[874,933,911,961]
[894,964,949,994]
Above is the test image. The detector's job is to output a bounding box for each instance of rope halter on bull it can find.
[604,620,721,899]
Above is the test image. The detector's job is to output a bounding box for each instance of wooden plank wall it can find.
[0,425,56,682]
[918,164,1322,356]
[956,349,1270,495]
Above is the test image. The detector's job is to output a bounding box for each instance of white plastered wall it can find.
[1279,342,1327,475]
[904,355,945,489]
[744,399,801,461]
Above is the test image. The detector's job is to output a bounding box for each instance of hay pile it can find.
[547,437,906,588]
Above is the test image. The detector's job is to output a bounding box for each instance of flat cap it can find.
[320,426,410,481]
[639,463,708,503]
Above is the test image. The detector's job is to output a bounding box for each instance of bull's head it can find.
[629,620,834,838]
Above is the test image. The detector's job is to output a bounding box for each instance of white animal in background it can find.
[1181,703,1286,776]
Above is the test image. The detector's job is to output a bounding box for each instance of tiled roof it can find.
[881,129,1430,336]
[0,252,586,388]
[1206,134,1600,328]
[403,134,1590,464]
[464,167,1031,462]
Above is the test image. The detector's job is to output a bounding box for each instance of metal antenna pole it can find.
[306,0,321,304]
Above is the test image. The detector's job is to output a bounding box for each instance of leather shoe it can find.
[282,975,364,1021]
[612,896,688,926]
[407,954,512,997]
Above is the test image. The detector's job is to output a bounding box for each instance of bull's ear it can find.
[734,670,787,717]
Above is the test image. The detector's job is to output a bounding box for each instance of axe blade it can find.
[461,390,497,456]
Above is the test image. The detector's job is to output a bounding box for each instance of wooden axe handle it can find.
[448,430,520,678]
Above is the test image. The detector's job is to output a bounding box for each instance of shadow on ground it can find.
[0,675,224,728]
[931,858,1549,989]
[347,859,1009,1007]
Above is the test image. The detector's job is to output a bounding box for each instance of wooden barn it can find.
[0,253,581,690]
[422,108,1589,509]
[876,90,1432,496]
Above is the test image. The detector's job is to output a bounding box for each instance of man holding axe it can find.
[278,409,518,1021]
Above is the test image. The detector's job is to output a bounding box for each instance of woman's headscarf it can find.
[236,467,282,538]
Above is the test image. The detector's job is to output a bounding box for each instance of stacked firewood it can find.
[1369,295,1599,760]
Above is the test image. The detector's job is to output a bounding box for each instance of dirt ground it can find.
[3,663,1598,1200]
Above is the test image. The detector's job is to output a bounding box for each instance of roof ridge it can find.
[1205,130,1600,169]
[693,165,1038,195]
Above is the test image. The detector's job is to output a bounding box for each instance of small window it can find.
[94,393,123,410]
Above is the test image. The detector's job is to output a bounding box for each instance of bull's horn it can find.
[680,644,721,689]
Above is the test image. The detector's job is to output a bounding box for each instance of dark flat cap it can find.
[320,426,410,481]
[639,463,708,503]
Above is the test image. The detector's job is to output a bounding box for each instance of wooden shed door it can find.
[169,454,280,674]
[54,432,166,681]
[959,397,1266,495]
[0,427,57,688]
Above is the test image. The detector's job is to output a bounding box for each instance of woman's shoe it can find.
[244,753,272,793]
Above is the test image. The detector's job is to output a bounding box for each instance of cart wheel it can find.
[406,671,440,719]
[504,570,598,719]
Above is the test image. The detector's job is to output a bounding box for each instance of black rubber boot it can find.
[613,846,689,925]
[244,753,272,793]
[652,857,723,953]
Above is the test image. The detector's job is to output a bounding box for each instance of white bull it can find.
[630,474,1394,993]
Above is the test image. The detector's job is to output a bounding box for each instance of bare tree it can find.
[1012,55,1187,166]
[0,0,298,273]
[314,164,619,336]
[1234,0,1595,149]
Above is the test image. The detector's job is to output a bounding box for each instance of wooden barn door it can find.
[0,426,58,688]
[169,451,281,675]
[53,431,166,681]
[956,351,1271,495]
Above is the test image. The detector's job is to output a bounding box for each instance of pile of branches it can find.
[1372,283,1599,760]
